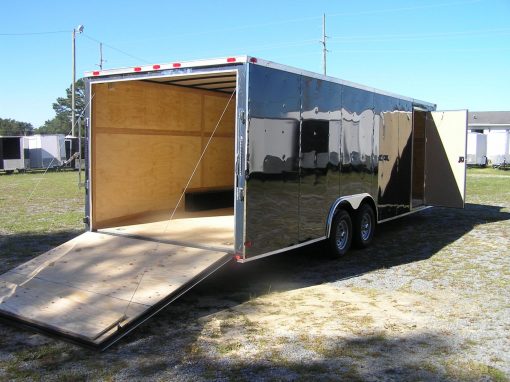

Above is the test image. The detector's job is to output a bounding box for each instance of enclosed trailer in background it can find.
[0,56,467,349]
[0,136,28,173]
[486,130,510,165]
[467,132,488,166]
[25,134,67,169]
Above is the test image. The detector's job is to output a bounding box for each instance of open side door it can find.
[424,110,467,208]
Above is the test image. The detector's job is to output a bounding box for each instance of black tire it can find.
[353,203,375,249]
[329,209,352,256]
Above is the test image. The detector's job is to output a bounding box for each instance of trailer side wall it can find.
[244,64,432,258]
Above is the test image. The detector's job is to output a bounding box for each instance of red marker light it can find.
[234,255,242,261]
[244,241,253,248]
[172,63,181,68]
[249,57,258,63]
[152,64,161,70]
[92,71,100,76]
[134,67,142,72]
[226,57,236,63]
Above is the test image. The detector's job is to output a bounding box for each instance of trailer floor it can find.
[98,207,235,253]
[0,231,231,348]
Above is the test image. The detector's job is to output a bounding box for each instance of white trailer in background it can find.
[25,134,67,169]
[486,130,510,165]
[467,132,487,166]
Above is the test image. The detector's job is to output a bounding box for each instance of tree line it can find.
[0,79,85,136]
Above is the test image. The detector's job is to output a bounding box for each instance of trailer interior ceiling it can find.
[91,71,237,250]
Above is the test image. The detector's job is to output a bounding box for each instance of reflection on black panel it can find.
[301,120,329,169]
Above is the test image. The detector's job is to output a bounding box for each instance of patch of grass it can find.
[466,167,510,205]
[0,172,84,234]
[0,344,85,380]
[444,359,509,382]
[216,340,242,355]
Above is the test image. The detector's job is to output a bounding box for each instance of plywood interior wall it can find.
[91,80,236,228]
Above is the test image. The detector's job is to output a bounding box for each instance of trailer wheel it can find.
[329,209,352,256]
[353,203,375,248]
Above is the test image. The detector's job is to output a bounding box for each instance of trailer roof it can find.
[84,55,435,108]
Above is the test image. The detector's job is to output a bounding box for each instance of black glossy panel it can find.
[376,104,414,220]
[246,120,300,254]
[248,64,301,119]
[299,120,332,240]
[299,77,342,241]
[340,86,374,198]
[243,64,436,256]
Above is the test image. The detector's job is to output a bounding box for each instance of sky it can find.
[0,0,509,128]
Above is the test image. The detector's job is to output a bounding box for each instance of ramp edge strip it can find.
[98,230,235,254]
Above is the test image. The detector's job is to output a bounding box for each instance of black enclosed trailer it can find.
[0,136,28,174]
[0,56,467,349]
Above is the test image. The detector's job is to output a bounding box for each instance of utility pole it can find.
[97,42,105,70]
[320,13,328,76]
[72,25,84,137]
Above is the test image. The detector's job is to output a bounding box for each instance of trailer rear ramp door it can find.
[0,231,231,349]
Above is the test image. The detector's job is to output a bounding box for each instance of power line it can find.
[0,30,70,36]
[82,33,150,64]
[327,0,482,18]
[328,27,510,43]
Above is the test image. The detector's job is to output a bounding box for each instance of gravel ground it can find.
[0,170,508,381]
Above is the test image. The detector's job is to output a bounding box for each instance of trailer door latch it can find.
[237,187,244,201]
[458,156,465,163]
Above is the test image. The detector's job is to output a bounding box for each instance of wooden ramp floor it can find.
[99,208,235,253]
[0,231,231,348]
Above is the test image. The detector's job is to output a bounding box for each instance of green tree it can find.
[0,118,34,136]
[37,78,85,135]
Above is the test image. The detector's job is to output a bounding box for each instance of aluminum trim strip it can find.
[236,236,326,263]
[84,56,248,77]
[377,206,431,224]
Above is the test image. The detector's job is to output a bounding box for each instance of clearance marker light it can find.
[249,57,258,63]
[92,71,100,76]
[134,67,142,72]
[172,63,181,68]
[234,254,242,261]
[244,241,253,248]
[152,64,161,70]
[226,57,236,63]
